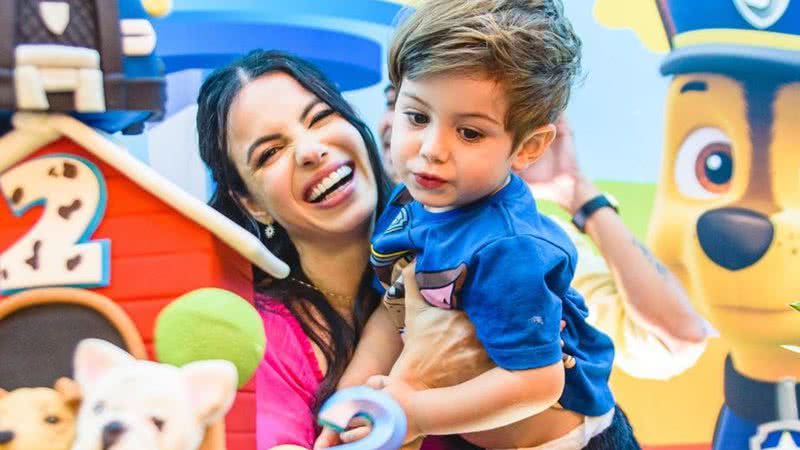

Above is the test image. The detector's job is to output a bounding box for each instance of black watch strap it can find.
[571,193,619,233]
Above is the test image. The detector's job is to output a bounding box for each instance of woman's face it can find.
[227,72,378,240]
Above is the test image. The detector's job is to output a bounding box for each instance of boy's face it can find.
[391,74,517,208]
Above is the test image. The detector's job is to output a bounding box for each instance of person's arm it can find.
[568,177,708,348]
[337,305,403,388]
[370,362,563,440]
[383,236,566,441]
[520,116,710,352]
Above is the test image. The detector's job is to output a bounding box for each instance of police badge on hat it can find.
[734,0,791,29]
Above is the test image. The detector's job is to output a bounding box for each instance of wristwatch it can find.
[571,193,619,233]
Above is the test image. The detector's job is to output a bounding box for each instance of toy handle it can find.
[318,386,406,450]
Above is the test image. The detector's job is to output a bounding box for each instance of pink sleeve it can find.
[257,297,324,450]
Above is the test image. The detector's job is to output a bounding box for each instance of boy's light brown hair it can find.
[388,0,582,149]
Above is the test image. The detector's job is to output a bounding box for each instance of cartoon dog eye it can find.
[151,417,165,431]
[44,415,60,424]
[674,127,734,199]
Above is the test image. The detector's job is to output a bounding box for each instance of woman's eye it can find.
[309,108,336,127]
[405,112,429,126]
[459,128,483,141]
[255,147,281,167]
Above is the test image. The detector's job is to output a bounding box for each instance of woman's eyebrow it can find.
[300,98,322,123]
[247,133,281,165]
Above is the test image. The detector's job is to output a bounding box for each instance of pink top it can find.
[255,293,459,450]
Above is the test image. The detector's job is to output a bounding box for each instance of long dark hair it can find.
[196,50,391,411]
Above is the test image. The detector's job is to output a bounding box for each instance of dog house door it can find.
[0,288,145,390]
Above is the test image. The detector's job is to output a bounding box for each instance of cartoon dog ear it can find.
[181,361,238,425]
[54,377,82,410]
[0,387,7,398]
[73,339,135,391]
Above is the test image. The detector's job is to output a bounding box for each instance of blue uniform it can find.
[371,174,615,417]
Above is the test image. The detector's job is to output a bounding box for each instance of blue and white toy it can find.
[318,386,407,450]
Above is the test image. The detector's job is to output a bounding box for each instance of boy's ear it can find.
[511,124,557,172]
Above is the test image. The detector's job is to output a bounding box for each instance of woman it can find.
[197,50,399,448]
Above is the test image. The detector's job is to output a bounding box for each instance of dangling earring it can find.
[264,221,276,239]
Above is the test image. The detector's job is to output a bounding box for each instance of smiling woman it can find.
[195,50,394,449]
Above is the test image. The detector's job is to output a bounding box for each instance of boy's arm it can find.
[338,305,403,388]
[373,361,564,438]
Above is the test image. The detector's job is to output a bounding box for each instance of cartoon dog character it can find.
[71,338,237,450]
[596,0,800,448]
[0,378,81,450]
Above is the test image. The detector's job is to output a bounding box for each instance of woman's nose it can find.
[295,143,329,167]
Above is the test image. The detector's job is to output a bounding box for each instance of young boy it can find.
[319,1,639,449]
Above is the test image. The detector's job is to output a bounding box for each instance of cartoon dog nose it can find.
[697,208,774,270]
[0,430,13,444]
[102,421,126,450]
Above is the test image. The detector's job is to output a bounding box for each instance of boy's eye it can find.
[459,128,483,141]
[405,112,429,126]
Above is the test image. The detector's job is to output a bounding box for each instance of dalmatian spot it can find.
[11,187,24,205]
[25,240,42,270]
[58,199,82,220]
[1,269,7,279]
[62,162,78,179]
[48,166,58,177]
[66,255,82,271]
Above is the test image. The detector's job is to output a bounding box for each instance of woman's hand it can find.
[389,261,494,390]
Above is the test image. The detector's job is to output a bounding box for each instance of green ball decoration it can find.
[155,288,266,388]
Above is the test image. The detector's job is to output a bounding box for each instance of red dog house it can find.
[0,113,287,450]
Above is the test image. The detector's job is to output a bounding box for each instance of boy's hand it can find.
[366,375,423,443]
[314,417,373,449]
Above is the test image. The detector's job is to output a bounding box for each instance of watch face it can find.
[605,193,619,209]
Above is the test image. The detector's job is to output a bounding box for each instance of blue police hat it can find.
[658,0,800,77]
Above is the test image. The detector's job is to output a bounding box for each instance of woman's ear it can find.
[511,124,557,172]
[231,190,274,226]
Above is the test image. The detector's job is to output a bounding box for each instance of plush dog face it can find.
[71,339,237,450]
[0,379,80,450]
[647,74,800,346]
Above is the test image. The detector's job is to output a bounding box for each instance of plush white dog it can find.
[71,339,237,450]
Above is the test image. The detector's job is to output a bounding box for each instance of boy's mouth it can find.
[413,172,446,190]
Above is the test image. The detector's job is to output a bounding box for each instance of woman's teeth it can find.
[309,165,353,202]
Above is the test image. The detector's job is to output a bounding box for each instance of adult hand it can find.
[516,116,599,215]
[390,261,494,390]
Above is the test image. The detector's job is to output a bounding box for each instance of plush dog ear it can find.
[55,377,82,410]
[0,387,7,399]
[181,361,238,425]
[74,339,135,391]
